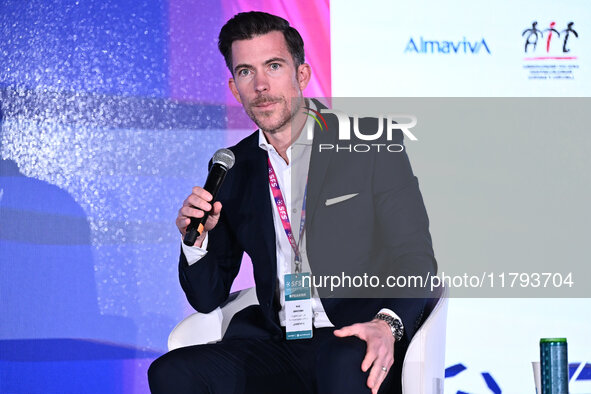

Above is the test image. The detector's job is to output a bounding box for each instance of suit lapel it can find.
[251,144,277,271]
[241,134,277,303]
[307,99,337,226]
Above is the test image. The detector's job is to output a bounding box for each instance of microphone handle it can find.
[183,164,228,246]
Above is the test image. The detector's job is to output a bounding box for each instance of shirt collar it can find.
[258,99,315,152]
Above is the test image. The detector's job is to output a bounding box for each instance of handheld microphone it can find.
[183,148,235,246]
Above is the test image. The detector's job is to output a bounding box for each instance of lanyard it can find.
[267,156,307,273]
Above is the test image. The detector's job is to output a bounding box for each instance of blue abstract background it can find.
[1,0,226,392]
[1,0,329,391]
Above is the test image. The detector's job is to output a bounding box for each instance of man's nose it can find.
[253,72,269,93]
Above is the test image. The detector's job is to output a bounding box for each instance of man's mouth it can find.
[253,98,280,109]
[255,102,276,108]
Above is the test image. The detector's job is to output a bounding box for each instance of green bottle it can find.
[540,338,569,394]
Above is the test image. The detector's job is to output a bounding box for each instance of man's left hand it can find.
[333,319,395,394]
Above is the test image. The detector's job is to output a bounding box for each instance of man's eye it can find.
[238,69,250,77]
[270,63,280,71]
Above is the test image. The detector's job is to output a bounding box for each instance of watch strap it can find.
[375,312,404,341]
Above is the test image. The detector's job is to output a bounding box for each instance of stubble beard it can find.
[246,96,303,135]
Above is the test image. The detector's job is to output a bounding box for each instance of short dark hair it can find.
[218,11,305,75]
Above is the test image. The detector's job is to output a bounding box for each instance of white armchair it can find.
[168,286,448,394]
[168,287,259,350]
[400,285,448,394]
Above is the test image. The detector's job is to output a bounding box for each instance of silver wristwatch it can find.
[374,313,404,341]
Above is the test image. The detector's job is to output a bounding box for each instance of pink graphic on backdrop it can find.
[222,0,331,106]
[222,0,331,148]
[168,0,331,106]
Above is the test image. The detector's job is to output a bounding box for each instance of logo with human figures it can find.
[521,20,580,80]
[522,21,579,58]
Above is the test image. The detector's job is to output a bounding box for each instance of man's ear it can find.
[297,63,312,92]
[228,78,242,104]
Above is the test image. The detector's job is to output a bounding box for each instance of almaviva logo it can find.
[405,37,491,54]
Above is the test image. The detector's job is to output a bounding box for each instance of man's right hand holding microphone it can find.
[176,187,223,248]
[177,148,235,248]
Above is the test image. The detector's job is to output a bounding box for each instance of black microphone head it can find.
[212,148,235,170]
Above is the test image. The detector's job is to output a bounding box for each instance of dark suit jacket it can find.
[179,100,437,343]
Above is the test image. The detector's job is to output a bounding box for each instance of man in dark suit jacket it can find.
[149,11,436,394]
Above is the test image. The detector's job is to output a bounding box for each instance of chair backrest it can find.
[401,285,449,394]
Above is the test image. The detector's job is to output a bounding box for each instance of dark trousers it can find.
[148,327,404,394]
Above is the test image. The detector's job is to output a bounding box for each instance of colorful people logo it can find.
[522,21,578,53]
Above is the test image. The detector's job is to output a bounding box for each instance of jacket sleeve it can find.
[372,132,438,339]
[178,208,244,313]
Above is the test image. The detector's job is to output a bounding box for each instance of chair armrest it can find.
[401,285,449,394]
[167,308,223,351]
[167,287,259,351]
[220,287,259,335]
